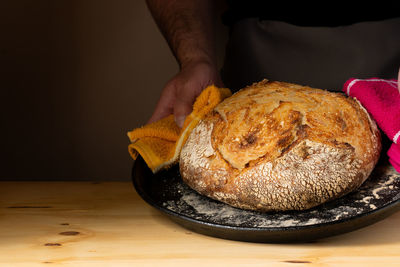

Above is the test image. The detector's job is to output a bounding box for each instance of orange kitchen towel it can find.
[128,85,232,173]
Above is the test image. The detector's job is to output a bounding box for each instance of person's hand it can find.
[398,67,400,93]
[147,59,223,127]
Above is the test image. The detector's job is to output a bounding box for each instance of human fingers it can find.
[397,67,400,93]
[173,80,200,127]
[173,61,223,127]
[146,81,176,124]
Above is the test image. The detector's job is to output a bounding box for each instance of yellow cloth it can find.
[127,85,232,173]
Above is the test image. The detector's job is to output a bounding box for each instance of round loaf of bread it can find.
[179,80,381,212]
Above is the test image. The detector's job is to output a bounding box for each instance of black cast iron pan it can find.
[132,156,400,243]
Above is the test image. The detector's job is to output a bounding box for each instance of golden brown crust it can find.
[179,80,381,211]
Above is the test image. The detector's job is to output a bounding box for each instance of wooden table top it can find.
[0,181,399,266]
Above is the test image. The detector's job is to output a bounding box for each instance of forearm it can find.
[146,0,217,68]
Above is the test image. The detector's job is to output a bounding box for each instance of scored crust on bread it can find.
[179,79,381,211]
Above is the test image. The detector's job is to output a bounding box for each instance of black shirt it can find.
[222,1,400,27]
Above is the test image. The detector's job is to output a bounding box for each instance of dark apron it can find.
[221,17,400,92]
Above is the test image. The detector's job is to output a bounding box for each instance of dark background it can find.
[0,0,228,181]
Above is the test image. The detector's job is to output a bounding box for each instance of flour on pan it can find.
[163,164,399,228]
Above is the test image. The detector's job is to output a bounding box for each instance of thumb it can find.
[397,67,400,93]
[174,98,193,128]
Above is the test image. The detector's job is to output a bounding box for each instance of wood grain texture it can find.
[0,182,399,266]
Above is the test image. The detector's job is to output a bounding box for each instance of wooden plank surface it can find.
[0,182,399,266]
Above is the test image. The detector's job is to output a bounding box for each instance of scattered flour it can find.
[161,164,399,228]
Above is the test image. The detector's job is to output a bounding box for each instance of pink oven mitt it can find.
[343,78,400,172]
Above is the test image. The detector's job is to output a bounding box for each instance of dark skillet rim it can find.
[132,157,400,234]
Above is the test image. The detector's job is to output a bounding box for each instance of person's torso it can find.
[222,1,400,27]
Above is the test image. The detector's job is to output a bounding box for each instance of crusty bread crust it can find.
[179,80,381,211]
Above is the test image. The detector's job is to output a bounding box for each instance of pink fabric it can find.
[388,144,400,172]
[343,78,400,172]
